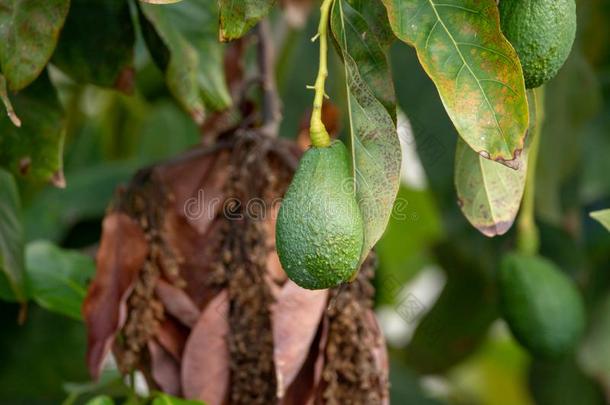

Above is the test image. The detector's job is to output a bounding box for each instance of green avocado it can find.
[499,253,585,358]
[499,0,576,88]
[276,140,363,290]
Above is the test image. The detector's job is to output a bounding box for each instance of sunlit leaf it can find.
[381,0,528,166]
[138,1,231,123]
[590,209,610,232]
[0,70,65,184]
[0,168,27,302]
[0,0,69,90]
[85,395,114,405]
[218,0,276,41]
[152,392,206,405]
[25,240,95,320]
[52,0,135,91]
[331,0,402,263]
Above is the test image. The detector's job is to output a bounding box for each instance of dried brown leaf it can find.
[155,279,200,328]
[272,281,328,398]
[149,339,182,396]
[182,290,230,404]
[156,317,189,361]
[83,213,149,378]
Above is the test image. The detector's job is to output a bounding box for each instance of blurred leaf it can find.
[535,51,602,224]
[218,0,276,41]
[141,0,182,3]
[85,396,115,405]
[0,74,21,126]
[376,186,442,305]
[52,0,135,90]
[405,238,498,373]
[25,240,95,320]
[529,356,605,405]
[382,0,528,166]
[590,209,610,232]
[580,292,610,395]
[0,70,65,183]
[63,368,130,399]
[454,137,527,237]
[152,393,206,405]
[138,1,231,123]
[389,360,443,404]
[0,168,27,302]
[0,0,69,90]
[331,0,402,263]
[24,162,137,242]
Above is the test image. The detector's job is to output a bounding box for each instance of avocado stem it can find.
[517,86,545,255]
[309,0,333,148]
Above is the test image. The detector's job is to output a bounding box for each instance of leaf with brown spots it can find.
[181,290,230,404]
[83,213,149,379]
[382,0,529,166]
[0,0,69,90]
[331,0,402,264]
[272,281,328,398]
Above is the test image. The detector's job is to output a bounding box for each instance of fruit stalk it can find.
[309,0,333,148]
[517,86,545,255]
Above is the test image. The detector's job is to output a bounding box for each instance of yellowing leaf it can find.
[382,0,529,166]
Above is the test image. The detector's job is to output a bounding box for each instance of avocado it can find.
[499,0,576,88]
[276,141,363,290]
[499,253,585,358]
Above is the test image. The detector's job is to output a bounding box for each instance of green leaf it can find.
[85,396,115,405]
[25,240,95,320]
[218,0,276,41]
[0,168,27,301]
[454,139,527,236]
[590,209,610,232]
[138,1,231,122]
[152,393,206,405]
[140,0,182,3]
[331,0,402,263]
[0,70,65,183]
[0,0,70,90]
[52,0,135,90]
[381,0,529,165]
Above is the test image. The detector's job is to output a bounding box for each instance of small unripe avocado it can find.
[499,0,576,88]
[499,253,585,358]
[276,141,363,290]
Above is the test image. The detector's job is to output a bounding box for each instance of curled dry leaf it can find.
[272,281,328,398]
[149,339,182,397]
[155,279,200,328]
[182,290,230,404]
[83,213,149,379]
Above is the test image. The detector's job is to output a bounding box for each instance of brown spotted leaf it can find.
[83,213,149,378]
[0,0,70,90]
[382,0,529,165]
[272,281,328,398]
[182,290,230,404]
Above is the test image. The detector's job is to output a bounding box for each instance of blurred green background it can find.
[1,0,610,404]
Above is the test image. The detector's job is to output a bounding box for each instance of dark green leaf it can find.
[0,74,21,126]
[0,0,69,90]
[138,1,231,123]
[218,0,276,41]
[25,240,95,320]
[52,0,135,90]
[382,0,529,166]
[590,209,610,232]
[0,168,26,301]
[0,70,65,183]
[331,0,402,263]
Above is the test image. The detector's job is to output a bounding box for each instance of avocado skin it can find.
[499,0,576,88]
[276,141,363,290]
[499,253,585,358]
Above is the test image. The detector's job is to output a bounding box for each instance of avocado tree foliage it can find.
[0,0,609,403]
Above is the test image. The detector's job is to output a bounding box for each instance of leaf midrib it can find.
[425,0,510,154]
